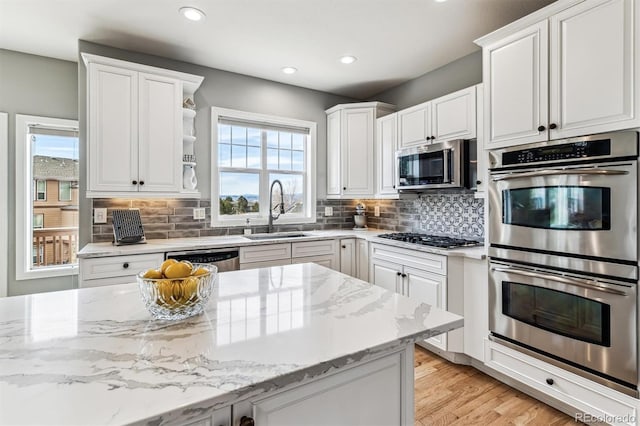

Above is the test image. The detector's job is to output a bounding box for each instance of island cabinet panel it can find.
[174,406,231,426]
[233,348,413,426]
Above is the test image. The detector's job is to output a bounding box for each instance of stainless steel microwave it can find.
[396,139,476,191]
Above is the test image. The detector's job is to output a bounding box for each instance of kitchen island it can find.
[0,263,463,426]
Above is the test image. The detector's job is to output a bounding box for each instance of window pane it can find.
[232,126,247,145]
[267,149,278,169]
[219,144,231,167]
[267,131,278,149]
[292,134,305,150]
[219,124,231,143]
[279,132,292,149]
[292,151,304,171]
[219,172,260,216]
[30,133,79,270]
[270,174,304,214]
[247,146,261,169]
[231,145,247,168]
[247,128,261,147]
[279,149,291,170]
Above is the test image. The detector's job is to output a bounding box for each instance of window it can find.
[34,180,46,201]
[211,107,316,227]
[59,181,72,201]
[16,115,79,280]
[33,214,44,229]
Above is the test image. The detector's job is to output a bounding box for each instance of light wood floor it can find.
[414,346,581,425]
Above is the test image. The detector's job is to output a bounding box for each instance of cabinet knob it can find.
[139,180,145,186]
[396,271,402,276]
[476,180,482,185]
[546,378,554,385]
[343,187,346,190]
[131,180,138,185]
[549,123,557,130]
[431,136,435,140]
[401,273,407,278]
[537,125,546,132]
[393,185,396,189]
[239,416,255,426]
[123,262,129,269]
[341,245,346,249]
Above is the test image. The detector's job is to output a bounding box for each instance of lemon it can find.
[156,279,175,306]
[143,268,163,279]
[191,267,209,276]
[180,277,199,304]
[160,259,178,275]
[164,262,193,279]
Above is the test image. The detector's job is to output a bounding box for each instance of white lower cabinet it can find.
[232,348,413,426]
[370,243,449,351]
[355,239,369,282]
[463,257,488,361]
[291,254,337,270]
[486,340,638,426]
[79,252,164,288]
[339,238,356,277]
[240,240,339,271]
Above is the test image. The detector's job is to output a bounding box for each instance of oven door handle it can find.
[491,168,628,181]
[491,267,630,296]
[442,149,450,183]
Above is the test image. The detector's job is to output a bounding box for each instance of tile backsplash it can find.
[91,193,484,242]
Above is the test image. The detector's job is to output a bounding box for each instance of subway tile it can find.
[93,199,131,208]
[174,223,206,230]
[174,207,195,216]
[140,216,169,224]
[167,200,199,207]
[145,231,169,240]
[168,230,199,238]
[131,200,168,208]
[137,207,174,216]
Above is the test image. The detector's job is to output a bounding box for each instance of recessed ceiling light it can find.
[281,67,297,74]
[434,0,448,2]
[179,7,206,21]
[340,55,357,64]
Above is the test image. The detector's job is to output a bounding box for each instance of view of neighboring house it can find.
[32,155,79,267]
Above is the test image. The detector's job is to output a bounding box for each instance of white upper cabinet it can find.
[398,102,431,148]
[398,86,477,149]
[431,86,477,143]
[375,112,398,197]
[482,21,549,148]
[83,53,203,198]
[325,102,395,199]
[477,0,639,149]
[549,0,638,138]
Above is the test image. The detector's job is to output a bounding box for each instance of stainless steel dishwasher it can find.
[164,248,240,272]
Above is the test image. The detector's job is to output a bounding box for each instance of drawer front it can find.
[486,341,637,424]
[80,275,139,288]
[291,254,339,271]
[292,239,338,258]
[80,253,164,281]
[240,243,292,263]
[239,259,292,270]
[370,243,446,276]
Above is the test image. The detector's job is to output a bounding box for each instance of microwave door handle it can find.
[443,149,450,183]
[491,266,630,296]
[491,168,628,181]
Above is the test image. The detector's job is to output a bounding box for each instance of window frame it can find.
[59,181,72,202]
[15,114,79,280]
[211,107,317,227]
[33,214,44,230]
[34,179,47,201]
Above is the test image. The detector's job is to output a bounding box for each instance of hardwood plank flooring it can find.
[414,346,581,425]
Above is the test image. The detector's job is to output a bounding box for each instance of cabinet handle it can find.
[401,273,407,278]
[131,180,138,185]
[239,416,255,426]
[139,180,145,186]
[123,262,129,269]
[537,125,546,132]
[396,271,402,276]
[341,245,346,249]
[549,123,557,130]
[546,378,554,385]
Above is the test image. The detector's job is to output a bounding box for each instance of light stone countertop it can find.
[0,263,463,426]
[78,229,487,260]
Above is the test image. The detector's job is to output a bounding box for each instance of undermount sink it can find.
[244,232,309,240]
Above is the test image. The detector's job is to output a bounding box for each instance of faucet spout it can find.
[268,179,285,233]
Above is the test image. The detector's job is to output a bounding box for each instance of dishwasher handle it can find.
[165,248,239,264]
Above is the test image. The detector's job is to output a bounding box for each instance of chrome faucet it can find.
[268,179,285,233]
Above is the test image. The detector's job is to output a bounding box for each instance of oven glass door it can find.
[489,262,637,386]
[489,162,636,262]
[398,150,452,187]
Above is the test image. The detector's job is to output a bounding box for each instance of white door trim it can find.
[0,112,7,297]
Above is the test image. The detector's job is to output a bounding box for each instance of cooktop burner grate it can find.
[377,233,482,249]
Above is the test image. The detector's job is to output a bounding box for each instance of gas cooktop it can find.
[377,233,483,249]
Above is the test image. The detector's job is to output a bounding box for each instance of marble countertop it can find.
[0,263,463,426]
[78,229,487,260]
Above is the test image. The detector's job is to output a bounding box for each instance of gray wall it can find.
[77,40,356,248]
[0,49,79,295]
[370,51,482,109]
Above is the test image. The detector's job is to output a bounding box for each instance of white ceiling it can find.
[0,0,555,99]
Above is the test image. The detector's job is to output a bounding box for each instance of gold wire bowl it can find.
[137,264,217,320]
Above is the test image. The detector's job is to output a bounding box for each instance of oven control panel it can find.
[502,139,611,165]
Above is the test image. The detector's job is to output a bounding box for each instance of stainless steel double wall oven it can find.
[488,131,639,397]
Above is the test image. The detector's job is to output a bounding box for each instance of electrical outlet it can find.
[324,206,333,216]
[94,208,107,224]
[193,207,206,220]
[374,206,380,217]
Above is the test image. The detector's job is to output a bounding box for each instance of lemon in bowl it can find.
[137,263,217,320]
